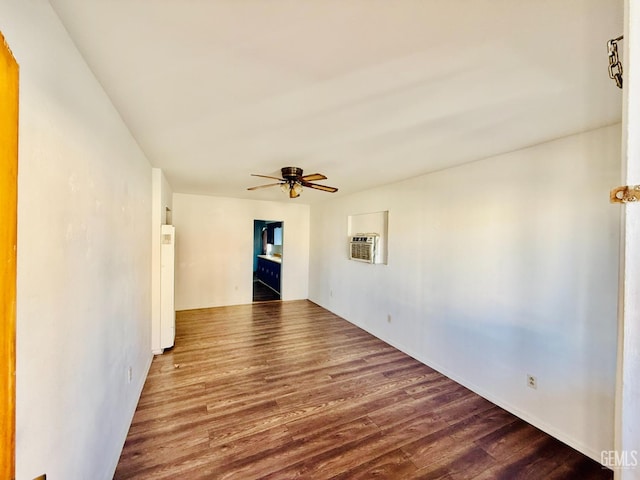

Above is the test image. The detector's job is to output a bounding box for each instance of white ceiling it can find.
[48,0,623,203]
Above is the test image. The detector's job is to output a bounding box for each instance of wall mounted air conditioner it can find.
[349,233,380,264]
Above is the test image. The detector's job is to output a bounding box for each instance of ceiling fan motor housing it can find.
[281,166,303,180]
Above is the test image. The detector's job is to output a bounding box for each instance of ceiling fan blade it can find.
[251,173,284,181]
[302,182,338,193]
[301,173,327,182]
[247,182,282,191]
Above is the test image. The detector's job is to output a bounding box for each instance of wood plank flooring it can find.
[115,300,612,480]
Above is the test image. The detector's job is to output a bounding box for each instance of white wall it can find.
[309,124,621,461]
[0,1,154,479]
[151,168,173,353]
[173,194,310,310]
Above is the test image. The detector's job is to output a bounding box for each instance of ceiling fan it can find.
[247,166,339,198]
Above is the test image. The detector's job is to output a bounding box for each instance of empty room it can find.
[1,0,639,479]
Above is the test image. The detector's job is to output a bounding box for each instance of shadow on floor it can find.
[252,278,280,302]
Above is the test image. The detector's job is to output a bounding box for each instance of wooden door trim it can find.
[0,30,18,480]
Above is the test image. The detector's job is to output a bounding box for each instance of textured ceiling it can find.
[48,0,623,203]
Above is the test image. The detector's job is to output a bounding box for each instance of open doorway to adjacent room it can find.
[252,220,283,302]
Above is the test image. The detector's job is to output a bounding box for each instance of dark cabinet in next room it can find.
[256,256,281,294]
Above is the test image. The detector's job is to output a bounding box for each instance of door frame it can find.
[0,30,19,480]
[614,2,640,478]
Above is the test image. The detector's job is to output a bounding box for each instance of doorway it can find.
[253,220,283,302]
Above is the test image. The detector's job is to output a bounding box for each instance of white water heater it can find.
[160,224,175,349]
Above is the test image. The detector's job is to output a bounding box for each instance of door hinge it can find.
[611,185,640,203]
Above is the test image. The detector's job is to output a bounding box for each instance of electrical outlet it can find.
[330,289,333,297]
[527,374,537,389]
[127,366,133,383]
[387,314,392,323]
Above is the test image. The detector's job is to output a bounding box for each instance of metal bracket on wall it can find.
[611,185,640,203]
[607,35,624,89]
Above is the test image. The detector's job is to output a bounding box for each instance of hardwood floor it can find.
[115,300,612,480]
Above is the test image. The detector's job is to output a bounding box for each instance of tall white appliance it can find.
[160,224,176,349]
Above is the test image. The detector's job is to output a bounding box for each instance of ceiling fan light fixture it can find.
[281,180,302,198]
